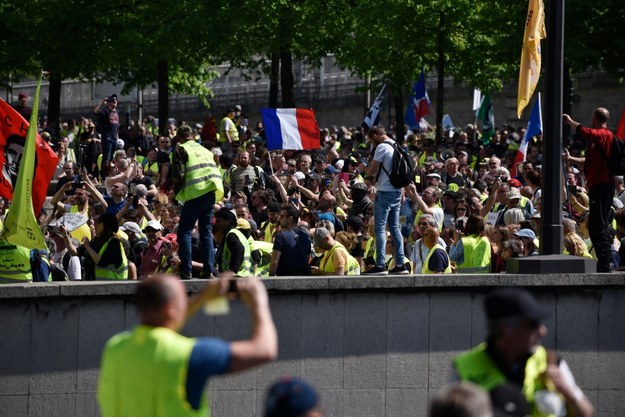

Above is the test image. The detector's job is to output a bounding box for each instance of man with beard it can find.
[347,182,372,217]
[269,205,312,276]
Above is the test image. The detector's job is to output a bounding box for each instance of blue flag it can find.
[405,68,430,129]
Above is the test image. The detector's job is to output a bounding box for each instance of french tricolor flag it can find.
[261,108,321,150]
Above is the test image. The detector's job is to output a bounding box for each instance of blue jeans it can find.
[101,136,116,163]
[177,191,216,276]
[374,190,405,269]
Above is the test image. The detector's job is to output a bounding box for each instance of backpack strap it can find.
[375,141,396,183]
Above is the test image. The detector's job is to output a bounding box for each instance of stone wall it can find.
[1,274,624,416]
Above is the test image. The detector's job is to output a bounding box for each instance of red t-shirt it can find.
[579,125,613,188]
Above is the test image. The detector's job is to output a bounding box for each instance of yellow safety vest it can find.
[422,244,452,274]
[175,141,224,203]
[221,229,252,277]
[0,242,32,283]
[95,237,129,280]
[320,242,360,275]
[260,220,277,243]
[457,235,491,273]
[250,239,273,277]
[219,117,238,143]
[454,344,555,417]
[98,325,208,417]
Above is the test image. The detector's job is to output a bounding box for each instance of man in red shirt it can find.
[140,220,167,278]
[563,108,615,272]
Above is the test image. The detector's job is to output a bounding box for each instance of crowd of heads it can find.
[7,95,617,279]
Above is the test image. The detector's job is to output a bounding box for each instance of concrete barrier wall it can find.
[1,274,624,417]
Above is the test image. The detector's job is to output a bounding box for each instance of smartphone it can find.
[132,195,139,208]
[339,173,350,183]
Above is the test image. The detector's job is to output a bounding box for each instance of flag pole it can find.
[268,151,275,176]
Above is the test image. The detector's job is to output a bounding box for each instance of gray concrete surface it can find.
[0,275,624,416]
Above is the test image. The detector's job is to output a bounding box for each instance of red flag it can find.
[0,99,58,213]
[617,106,625,140]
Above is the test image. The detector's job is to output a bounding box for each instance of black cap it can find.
[490,383,531,417]
[264,376,319,417]
[345,215,363,230]
[484,288,548,322]
[267,202,281,213]
[214,208,236,225]
[106,94,118,102]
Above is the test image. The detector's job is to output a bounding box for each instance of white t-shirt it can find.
[374,140,397,191]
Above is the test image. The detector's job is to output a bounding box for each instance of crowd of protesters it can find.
[2,92,620,281]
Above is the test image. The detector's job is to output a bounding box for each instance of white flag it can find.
[472,88,482,111]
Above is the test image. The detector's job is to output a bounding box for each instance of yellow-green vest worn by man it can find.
[458,235,491,273]
[222,228,252,277]
[454,343,553,417]
[98,326,208,417]
[250,239,273,277]
[0,241,32,283]
[175,141,224,203]
[422,243,452,274]
[219,117,238,143]
[320,242,360,275]
[96,237,129,280]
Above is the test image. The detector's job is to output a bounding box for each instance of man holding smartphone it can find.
[98,274,277,417]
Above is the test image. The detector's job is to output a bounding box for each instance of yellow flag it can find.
[517,0,546,118]
[3,71,46,250]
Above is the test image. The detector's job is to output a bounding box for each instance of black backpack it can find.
[377,141,415,188]
[598,133,625,176]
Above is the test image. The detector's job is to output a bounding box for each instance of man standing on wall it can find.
[363,126,408,275]
[98,274,277,417]
[173,125,224,279]
[563,108,615,272]
[93,94,119,175]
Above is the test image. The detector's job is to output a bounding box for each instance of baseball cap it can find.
[313,227,331,247]
[490,383,531,417]
[214,207,237,224]
[507,189,522,200]
[514,228,536,240]
[237,218,251,230]
[18,92,28,100]
[234,104,242,111]
[484,287,548,322]
[345,215,363,229]
[264,376,319,417]
[143,220,164,232]
[424,156,436,166]
[508,179,522,188]
[426,173,441,180]
[267,202,281,213]
[314,155,326,163]
[351,182,368,191]
[120,222,142,235]
[292,172,306,181]
[324,165,339,175]
[106,93,118,102]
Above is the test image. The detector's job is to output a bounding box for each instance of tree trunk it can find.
[269,52,280,107]
[394,87,404,140]
[47,72,62,140]
[157,59,169,137]
[280,47,295,107]
[435,12,445,143]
